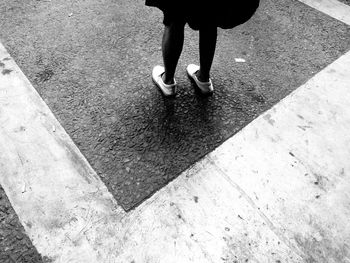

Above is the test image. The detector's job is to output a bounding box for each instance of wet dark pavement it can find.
[0,0,349,213]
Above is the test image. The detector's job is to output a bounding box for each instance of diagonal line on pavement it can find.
[298,0,350,25]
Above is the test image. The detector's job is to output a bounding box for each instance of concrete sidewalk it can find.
[0,0,350,262]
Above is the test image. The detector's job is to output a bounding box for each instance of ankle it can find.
[196,70,210,82]
[162,73,175,85]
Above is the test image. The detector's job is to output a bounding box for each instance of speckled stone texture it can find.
[0,0,349,210]
[0,186,43,263]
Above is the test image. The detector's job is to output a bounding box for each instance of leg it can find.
[197,26,217,82]
[162,21,186,84]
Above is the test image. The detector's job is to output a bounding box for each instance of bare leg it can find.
[162,21,186,84]
[197,26,217,82]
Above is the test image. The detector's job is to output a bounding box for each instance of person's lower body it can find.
[186,25,217,95]
[197,26,217,83]
[162,19,186,85]
[152,12,218,96]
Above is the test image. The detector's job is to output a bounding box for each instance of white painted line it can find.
[0,43,127,262]
[122,159,303,263]
[299,0,350,25]
[209,50,350,262]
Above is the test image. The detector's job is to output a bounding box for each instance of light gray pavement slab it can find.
[0,186,43,263]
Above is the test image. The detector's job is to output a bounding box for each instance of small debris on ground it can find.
[235,58,246,63]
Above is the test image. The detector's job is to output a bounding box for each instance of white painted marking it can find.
[299,0,350,25]
[0,43,126,262]
[209,50,350,262]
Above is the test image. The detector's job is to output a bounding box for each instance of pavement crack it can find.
[207,155,307,260]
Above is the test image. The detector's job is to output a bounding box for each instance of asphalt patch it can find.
[0,0,349,210]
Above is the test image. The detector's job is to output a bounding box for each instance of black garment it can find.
[145,0,260,30]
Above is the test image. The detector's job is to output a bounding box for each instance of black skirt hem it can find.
[145,1,260,30]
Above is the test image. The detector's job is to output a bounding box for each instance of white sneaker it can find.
[186,64,214,95]
[152,66,177,97]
